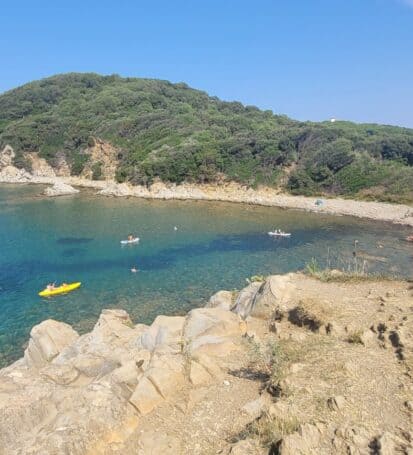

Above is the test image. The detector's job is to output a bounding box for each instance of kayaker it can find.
[46,283,56,291]
[128,234,134,241]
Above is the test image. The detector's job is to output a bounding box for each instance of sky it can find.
[1,0,413,127]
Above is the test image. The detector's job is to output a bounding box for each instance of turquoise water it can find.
[1,184,412,367]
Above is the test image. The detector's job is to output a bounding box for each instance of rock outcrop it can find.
[0,144,15,167]
[43,181,79,196]
[0,273,412,454]
[0,304,246,454]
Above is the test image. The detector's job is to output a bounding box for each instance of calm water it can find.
[0,184,412,367]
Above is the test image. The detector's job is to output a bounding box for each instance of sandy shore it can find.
[1,168,413,227]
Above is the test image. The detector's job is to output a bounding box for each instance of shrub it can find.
[91,161,103,180]
[70,153,89,176]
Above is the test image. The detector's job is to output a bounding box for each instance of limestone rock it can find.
[43,181,79,196]
[89,308,136,346]
[184,307,241,340]
[206,290,233,310]
[98,182,132,197]
[129,376,164,414]
[251,274,297,319]
[279,423,323,454]
[231,281,263,319]
[0,165,32,182]
[0,145,15,168]
[72,354,120,378]
[189,360,212,386]
[110,360,142,395]
[29,152,56,177]
[145,354,185,399]
[24,319,79,368]
[40,363,79,385]
[139,315,184,354]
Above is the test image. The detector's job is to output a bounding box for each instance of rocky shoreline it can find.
[1,164,413,227]
[1,273,412,454]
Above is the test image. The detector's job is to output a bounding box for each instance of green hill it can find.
[1,72,412,203]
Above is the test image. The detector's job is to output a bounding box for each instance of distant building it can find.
[330,118,336,123]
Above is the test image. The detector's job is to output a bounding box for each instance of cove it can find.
[0,184,412,367]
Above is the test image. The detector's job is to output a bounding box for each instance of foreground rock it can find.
[43,181,79,196]
[0,273,412,454]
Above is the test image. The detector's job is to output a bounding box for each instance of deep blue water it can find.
[0,184,412,367]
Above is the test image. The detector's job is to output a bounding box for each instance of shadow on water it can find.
[57,237,94,245]
[1,228,352,285]
[61,248,87,257]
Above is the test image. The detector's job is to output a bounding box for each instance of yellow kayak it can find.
[39,282,81,297]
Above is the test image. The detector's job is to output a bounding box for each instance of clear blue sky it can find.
[1,0,413,127]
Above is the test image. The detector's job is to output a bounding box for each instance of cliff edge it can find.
[0,273,412,454]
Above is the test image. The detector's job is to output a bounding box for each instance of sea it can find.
[0,183,412,367]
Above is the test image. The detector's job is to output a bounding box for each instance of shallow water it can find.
[0,184,412,367]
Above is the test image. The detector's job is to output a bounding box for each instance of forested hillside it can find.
[1,73,412,203]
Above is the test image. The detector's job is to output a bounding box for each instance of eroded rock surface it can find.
[1,273,412,454]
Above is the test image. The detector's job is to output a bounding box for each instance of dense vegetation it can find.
[1,73,412,203]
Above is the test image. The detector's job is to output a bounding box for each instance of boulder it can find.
[43,181,79,196]
[184,308,241,340]
[89,309,136,346]
[251,274,297,319]
[139,315,185,353]
[231,281,263,319]
[24,319,79,368]
[279,423,323,454]
[206,290,233,310]
[184,308,242,357]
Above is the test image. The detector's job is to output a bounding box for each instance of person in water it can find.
[127,234,134,241]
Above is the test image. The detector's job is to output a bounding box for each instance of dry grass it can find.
[234,412,300,448]
[251,413,300,448]
[288,298,332,331]
[346,330,364,345]
[305,256,397,283]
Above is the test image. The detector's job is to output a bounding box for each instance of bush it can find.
[70,153,89,176]
[0,73,412,202]
[91,161,103,180]
[13,150,33,172]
